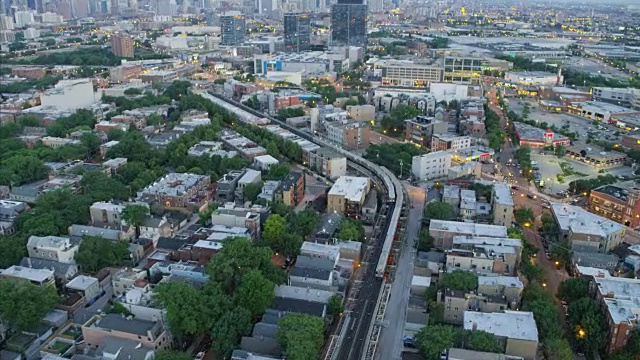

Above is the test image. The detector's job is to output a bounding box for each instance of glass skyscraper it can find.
[331,0,367,47]
[284,12,311,53]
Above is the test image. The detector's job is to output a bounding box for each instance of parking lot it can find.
[508,99,624,143]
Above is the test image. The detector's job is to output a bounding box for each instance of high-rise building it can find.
[14,10,35,27]
[220,12,246,46]
[0,14,13,29]
[110,33,135,58]
[442,56,485,85]
[72,0,90,18]
[331,0,367,47]
[284,12,310,53]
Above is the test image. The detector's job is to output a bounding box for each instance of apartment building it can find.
[492,183,515,227]
[443,185,461,216]
[445,244,519,275]
[89,201,126,226]
[211,203,263,239]
[274,172,305,207]
[138,173,211,210]
[404,116,448,149]
[40,136,81,148]
[308,148,347,180]
[327,176,371,217]
[588,180,640,228]
[428,220,508,249]
[463,311,539,360]
[477,275,524,308]
[459,190,476,221]
[440,289,508,325]
[592,277,640,353]
[216,170,245,203]
[82,314,169,350]
[551,203,626,253]
[325,121,371,150]
[27,235,78,264]
[411,152,451,181]
[235,170,262,202]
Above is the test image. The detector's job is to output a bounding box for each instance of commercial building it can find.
[592,87,640,108]
[551,203,626,253]
[82,314,169,350]
[137,173,211,210]
[567,101,640,123]
[411,152,451,181]
[11,67,46,79]
[27,235,78,264]
[284,13,310,53]
[565,143,627,168]
[513,123,570,148]
[492,183,514,227]
[621,130,640,151]
[380,60,444,87]
[588,180,640,228]
[430,134,472,152]
[404,116,448,149]
[254,51,350,75]
[463,311,539,360]
[40,79,97,110]
[0,265,55,287]
[442,56,485,85]
[428,220,508,249]
[110,33,134,58]
[221,12,246,46]
[504,71,559,86]
[327,176,370,217]
[331,0,367,47]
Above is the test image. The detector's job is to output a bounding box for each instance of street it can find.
[376,183,426,360]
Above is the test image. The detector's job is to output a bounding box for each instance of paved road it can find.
[376,183,426,360]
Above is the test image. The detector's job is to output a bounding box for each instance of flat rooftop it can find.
[492,183,514,206]
[86,314,157,336]
[66,275,98,291]
[430,220,508,238]
[443,185,460,200]
[1,265,53,283]
[139,173,207,197]
[514,122,569,142]
[328,176,369,203]
[478,275,524,288]
[463,310,539,342]
[551,203,625,238]
[571,101,638,114]
[604,298,640,325]
[594,276,640,299]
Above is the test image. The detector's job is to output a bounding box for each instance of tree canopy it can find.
[336,218,365,242]
[277,313,325,360]
[424,202,455,222]
[441,270,478,292]
[0,279,59,331]
[514,207,535,226]
[75,236,130,273]
[415,325,504,360]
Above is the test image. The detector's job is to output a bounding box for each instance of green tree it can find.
[124,87,143,95]
[243,182,263,202]
[154,350,192,360]
[155,281,231,339]
[75,236,129,273]
[265,163,291,180]
[336,218,365,242]
[211,306,253,359]
[206,238,286,293]
[327,295,344,317]
[0,279,59,331]
[263,214,287,250]
[417,230,435,251]
[543,338,573,360]
[441,270,478,292]
[554,145,566,158]
[557,278,590,303]
[424,202,455,221]
[462,330,504,353]
[287,209,320,238]
[514,207,535,226]
[277,313,325,360]
[235,270,275,317]
[121,204,150,237]
[415,325,459,360]
[567,297,606,353]
[427,302,444,325]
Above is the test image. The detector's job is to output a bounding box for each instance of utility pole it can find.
[399,159,404,179]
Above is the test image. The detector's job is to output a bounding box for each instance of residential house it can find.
[81,314,169,350]
[428,220,508,250]
[27,235,78,264]
[463,311,539,360]
[551,203,626,253]
[274,172,304,207]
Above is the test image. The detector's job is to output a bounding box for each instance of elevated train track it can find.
[202,91,403,360]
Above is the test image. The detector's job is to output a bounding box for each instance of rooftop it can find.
[478,275,524,288]
[443,185,460,200]
[604,298,640,325]
[328,176,370,202]
[513,122,569,143]
[571,101,639,114]
[1,265,54,283]
[274,285,334,304]
[460,189,476,210]
[254,154,279,164]
[492,183,514,206]
[551,203,625,238]
[463,311,539,342]
[27,235,74,250]
[430,220,508,238]
[86,314,158,337]
[66,275,98,291]
[300,241,340,261]
[139,173,208,197]
[594,276,640,299]
[271,297,326,317]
